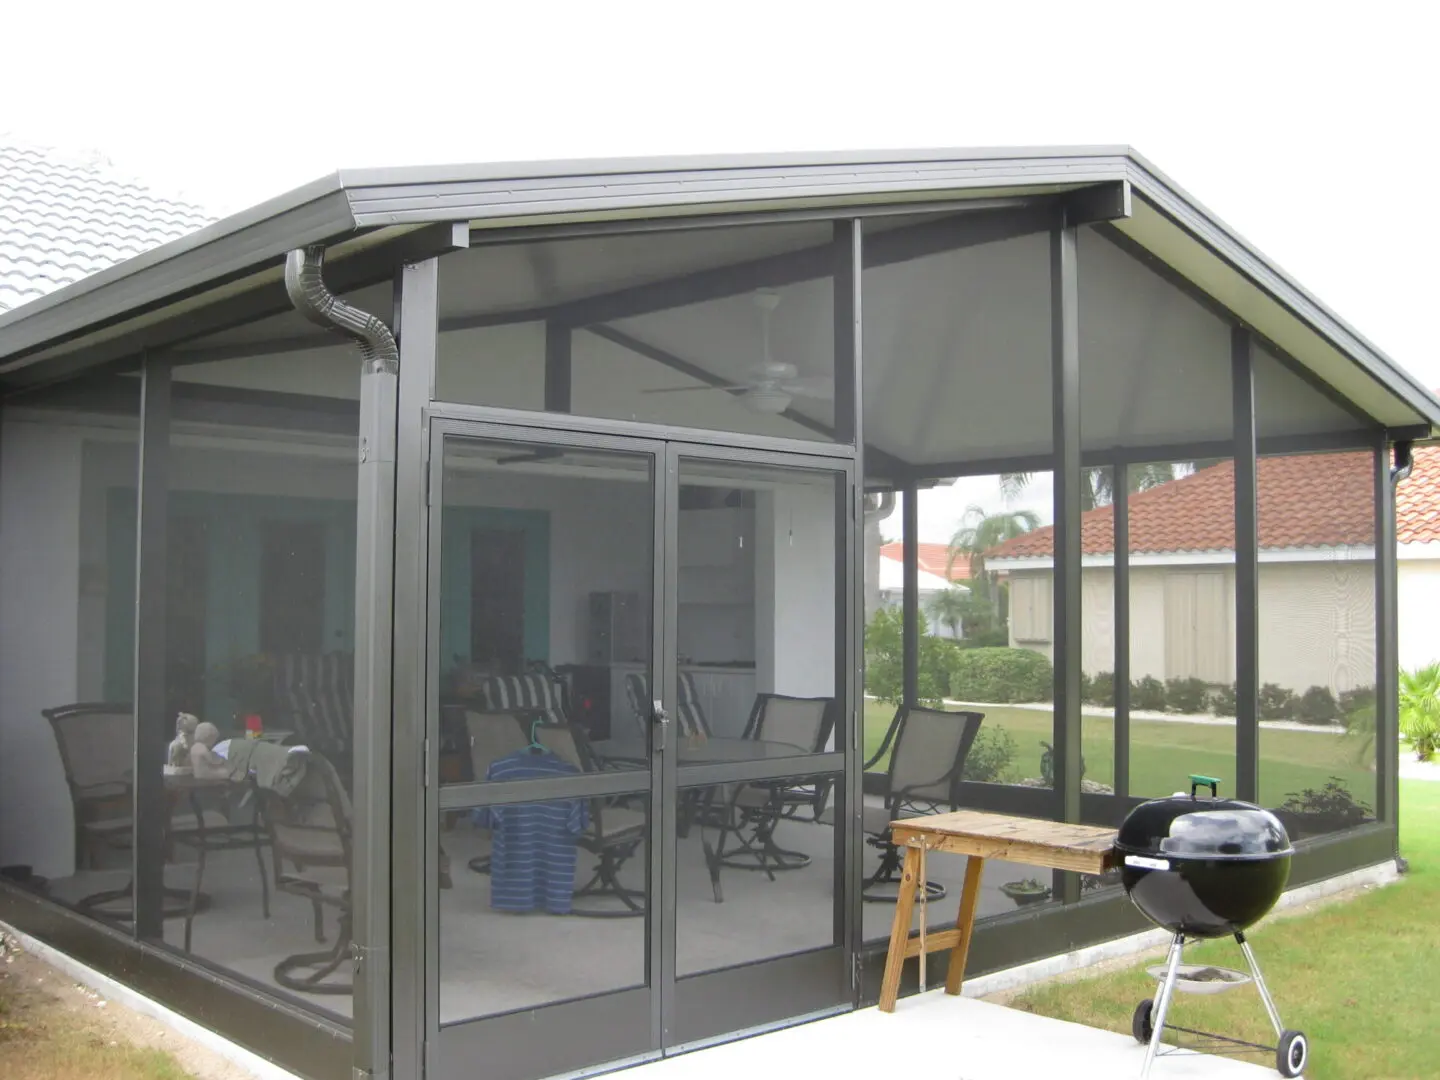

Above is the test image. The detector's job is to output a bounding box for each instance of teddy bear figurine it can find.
[189,721,229,779]
[167,712,200,769]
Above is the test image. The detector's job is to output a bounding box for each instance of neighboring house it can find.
[987,453,1383,696]
[0,142,212,313]
[1397,444,1440,671]
[874,541,969,637]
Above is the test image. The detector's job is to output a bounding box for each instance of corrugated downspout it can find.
[285,245,398,374]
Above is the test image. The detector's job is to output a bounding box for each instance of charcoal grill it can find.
[1116,776,1309,1078]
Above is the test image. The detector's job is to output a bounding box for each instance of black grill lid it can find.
[1116,777,1292,861]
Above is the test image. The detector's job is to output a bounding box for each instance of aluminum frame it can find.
[1232,328,1261,802]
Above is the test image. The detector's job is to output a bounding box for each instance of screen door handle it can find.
[652,700,670,751]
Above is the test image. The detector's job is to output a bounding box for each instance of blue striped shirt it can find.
[474,750,589,914]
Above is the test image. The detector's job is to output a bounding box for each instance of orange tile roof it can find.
[1397,445,1440,545]
[987,452,1379,559]
[878,541,972,581]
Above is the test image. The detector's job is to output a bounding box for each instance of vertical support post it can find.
[1232,327,1260,804]
[1375,436,1399,831]
[352,334,400,1080]
[390,258,440,1080]
[1113,462,1130,800]
[1051,221,1082,839]
[544,322,572,413]
[901,479,920,708]
[834,219,863,987]
[132,354,170,940]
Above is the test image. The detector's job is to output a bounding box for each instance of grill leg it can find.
[1236,932,1285,1039]
[1141,933,1185,1079]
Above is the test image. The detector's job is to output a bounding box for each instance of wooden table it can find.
[878,810,1118,1012]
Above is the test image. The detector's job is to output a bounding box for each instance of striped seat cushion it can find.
[476,674,569,727]
[273,653,354,763]
[623,672,709,737]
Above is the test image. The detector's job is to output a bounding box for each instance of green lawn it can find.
[863,700,1374,810]
[1002,780,1440,1079]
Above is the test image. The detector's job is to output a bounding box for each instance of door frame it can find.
[417,416,861,1079]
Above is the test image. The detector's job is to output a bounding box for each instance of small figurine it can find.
[189,721,228,779]
[167,713,199,769]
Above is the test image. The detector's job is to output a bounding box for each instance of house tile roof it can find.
[879,541,972,581]
[0,143,213,314]
[987,452,1379,559]
[1397,445,1440,545]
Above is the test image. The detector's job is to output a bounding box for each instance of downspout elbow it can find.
[1391,440,1414,485]
[285,245,398,375]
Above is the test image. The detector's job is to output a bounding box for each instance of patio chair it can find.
[42,703,135,873]
[861,705,983,903]
[467,718,647,917]
[272,652,354,783]
[256,751,353,995]
[706,695,835,899]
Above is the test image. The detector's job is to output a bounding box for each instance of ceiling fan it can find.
[641,290,834,414]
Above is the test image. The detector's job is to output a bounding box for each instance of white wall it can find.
[1398,557,1440,672]
[0,421,87,878]
[756,484,835,698]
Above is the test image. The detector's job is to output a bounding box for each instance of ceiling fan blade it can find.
[780,375,834,399]
[641,384,749,394]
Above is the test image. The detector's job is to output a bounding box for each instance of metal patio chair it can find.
[861,705,983,903]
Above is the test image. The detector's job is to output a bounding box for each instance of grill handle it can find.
[1189,774,1220,799]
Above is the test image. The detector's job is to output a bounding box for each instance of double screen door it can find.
[423,420,857,1080]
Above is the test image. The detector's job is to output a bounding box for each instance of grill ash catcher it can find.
[1116,775,1309,1078]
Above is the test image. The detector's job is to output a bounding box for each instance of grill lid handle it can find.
[1189,774,1221,799]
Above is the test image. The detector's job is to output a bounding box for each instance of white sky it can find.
[4,2,1435,544]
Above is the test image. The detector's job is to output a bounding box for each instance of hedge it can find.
[948,648,1053,704]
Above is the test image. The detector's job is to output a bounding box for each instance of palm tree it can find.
[947,505,1041,597]
[926,587,968,638]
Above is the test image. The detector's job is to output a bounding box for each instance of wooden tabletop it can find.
[889,809,1118,875]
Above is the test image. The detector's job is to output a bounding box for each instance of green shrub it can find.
[961,727,1018,783]
[948,647,1053,704]
[960,628,1010,649]
[1164,677,1209,714]
[1082,671,1115,708]
[1399,664,1440,761]
[1296,685,1341,725]
[1039,740,1086,786]
[1209,683,1237,717]
[1339,685,1376,722]
[864,608,961,705]
[1131,676,1167,712]
[1259,683,1299,720]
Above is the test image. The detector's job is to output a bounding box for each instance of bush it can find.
[1339,685,1376,722]
[1039,740,1086,786]
[960,727,1018,783]
[1259,683,1299,720]
[1209,683,1237,717]
[948,648,1053,704]
[1082,671,1115,708]
[960,628,1010,649]
[1131,676,1167,712]
[1165,677,1209,714]
[865,609,952,705]
[1296,685,1341,725]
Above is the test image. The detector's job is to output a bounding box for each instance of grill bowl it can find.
[1116,792,1293,939]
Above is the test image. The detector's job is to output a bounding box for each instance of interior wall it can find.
[756,484,835,698]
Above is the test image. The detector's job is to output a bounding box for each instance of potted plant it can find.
[1000,878,1052,906]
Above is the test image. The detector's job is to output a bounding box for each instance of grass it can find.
[863,700,1374,809]
[1004,780,1440,1079]
[0,952,191,1080]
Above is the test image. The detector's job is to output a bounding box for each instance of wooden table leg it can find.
[944,855,985,996]
[879,846,921,1013]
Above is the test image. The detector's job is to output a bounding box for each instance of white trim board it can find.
[0,920,302,1080]
[990,545,1376,571]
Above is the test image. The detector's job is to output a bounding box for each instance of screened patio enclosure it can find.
[0,148,1432,1080]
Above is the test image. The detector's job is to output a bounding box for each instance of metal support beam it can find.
[1113,465,1130,800]
[389,258,440,1080]
[1051,223,1082,842]
[132,354,171,939]
[544,322,572,412]
[351,333,399,1079]
[833,220,859,447]
[1375,437,1405,831]
[901,479,920,707]
[1232,327,1260,803]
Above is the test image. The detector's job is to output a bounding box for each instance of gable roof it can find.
[0,145,1435,437]
[878,541,972,581]
[0,143,213,314]
[987,452,1380,561]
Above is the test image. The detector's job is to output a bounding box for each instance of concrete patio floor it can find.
[632,990,1285,1079]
